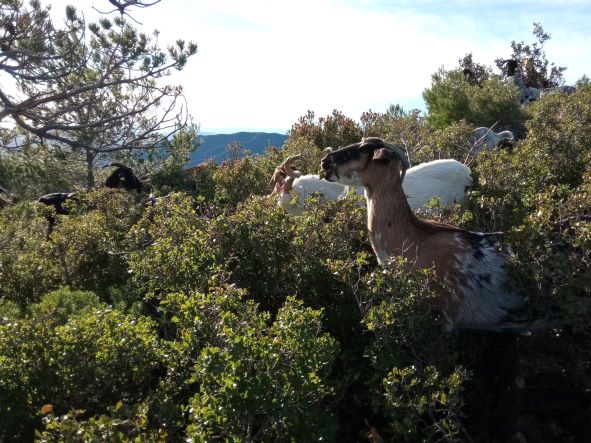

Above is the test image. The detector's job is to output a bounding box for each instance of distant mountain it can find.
[187,132,287,167]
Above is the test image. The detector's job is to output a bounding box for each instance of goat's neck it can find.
[365,169,426,264]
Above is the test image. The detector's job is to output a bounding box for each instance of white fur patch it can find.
[277,175,364,216]
[402,160,472,210]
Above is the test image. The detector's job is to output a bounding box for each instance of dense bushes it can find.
[185,296,338,441]
[0,294,160,441]
[0,188,138,305]
[423,68,526,130]
[1,86,590,441]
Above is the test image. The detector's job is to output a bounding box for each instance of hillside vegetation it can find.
[1,86,590,441]
[1,5,590,440]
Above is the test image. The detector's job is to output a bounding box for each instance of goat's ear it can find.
[372,148,396,161]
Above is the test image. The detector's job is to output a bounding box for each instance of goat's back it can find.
[278,175,363,215]
[403,160,472,209]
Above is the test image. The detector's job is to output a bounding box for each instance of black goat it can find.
[103,162,143,190]
[37,192,77,214]
[505,59,519,77]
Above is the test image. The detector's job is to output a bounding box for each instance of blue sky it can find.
[56,0,591,133]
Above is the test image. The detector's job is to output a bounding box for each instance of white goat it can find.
[470,127,514,153]
[320,137,554,332]
[269,155,472,216]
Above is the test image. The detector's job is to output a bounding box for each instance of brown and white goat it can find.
[320,137,548,332]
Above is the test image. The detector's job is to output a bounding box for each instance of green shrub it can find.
[0,308,161,440]
[383,365,468,441]
[506,171,591,327]
[209,194,371,323]
[186,296,339,441]
[520,89,591,190]
[213,153,279,207]
[146,124,202,196]
[49,211,129,295]
[0,202,62,305]
[423,68,525,130]
[287,109,363,150]
[184,160,217,201]
[466,88,591,232]
[356,258,446,371]
[414,120,476,165]
[28,287,104,325]
[2,80,591,441]
[0,299,21,320]
[0,144,86,201]
[0,189,141,306]
[360,106,434,162]
[38,402,167,442]
[127,192,217,297]
[280,135,326,174]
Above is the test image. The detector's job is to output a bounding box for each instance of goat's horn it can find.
[283,153,302,165]
[383,142,411,181]
[281,154,302,178]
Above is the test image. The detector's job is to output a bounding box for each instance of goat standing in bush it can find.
[470,127,514,153]
[37,192,77,215]
[269,154,363,216]
[270,154,472,216]
[103,162,143,190]
[320,137,553,332]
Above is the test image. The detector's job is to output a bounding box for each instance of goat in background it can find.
[270,153,472,216]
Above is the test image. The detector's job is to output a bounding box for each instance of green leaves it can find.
[383,365,468,440]
[186,296,338,441]
[0,307,160,440]
[423,68,525,130]
[2,87,591,440]
[1,0,199,186]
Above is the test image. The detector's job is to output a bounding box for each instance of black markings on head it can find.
[326,142,377,166]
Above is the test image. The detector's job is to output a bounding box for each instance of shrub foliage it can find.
[1,72,590,443]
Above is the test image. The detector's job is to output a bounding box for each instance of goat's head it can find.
[268,154,302,195]
[319,137,410,188]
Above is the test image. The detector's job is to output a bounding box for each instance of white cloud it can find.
[49,0,591,132]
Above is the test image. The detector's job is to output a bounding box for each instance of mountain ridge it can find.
[188,131,288,167]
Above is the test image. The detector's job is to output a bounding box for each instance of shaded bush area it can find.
[1,90,591,442]
[423,68,526,131]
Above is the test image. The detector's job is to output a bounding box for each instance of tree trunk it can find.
[85,148,96,189]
